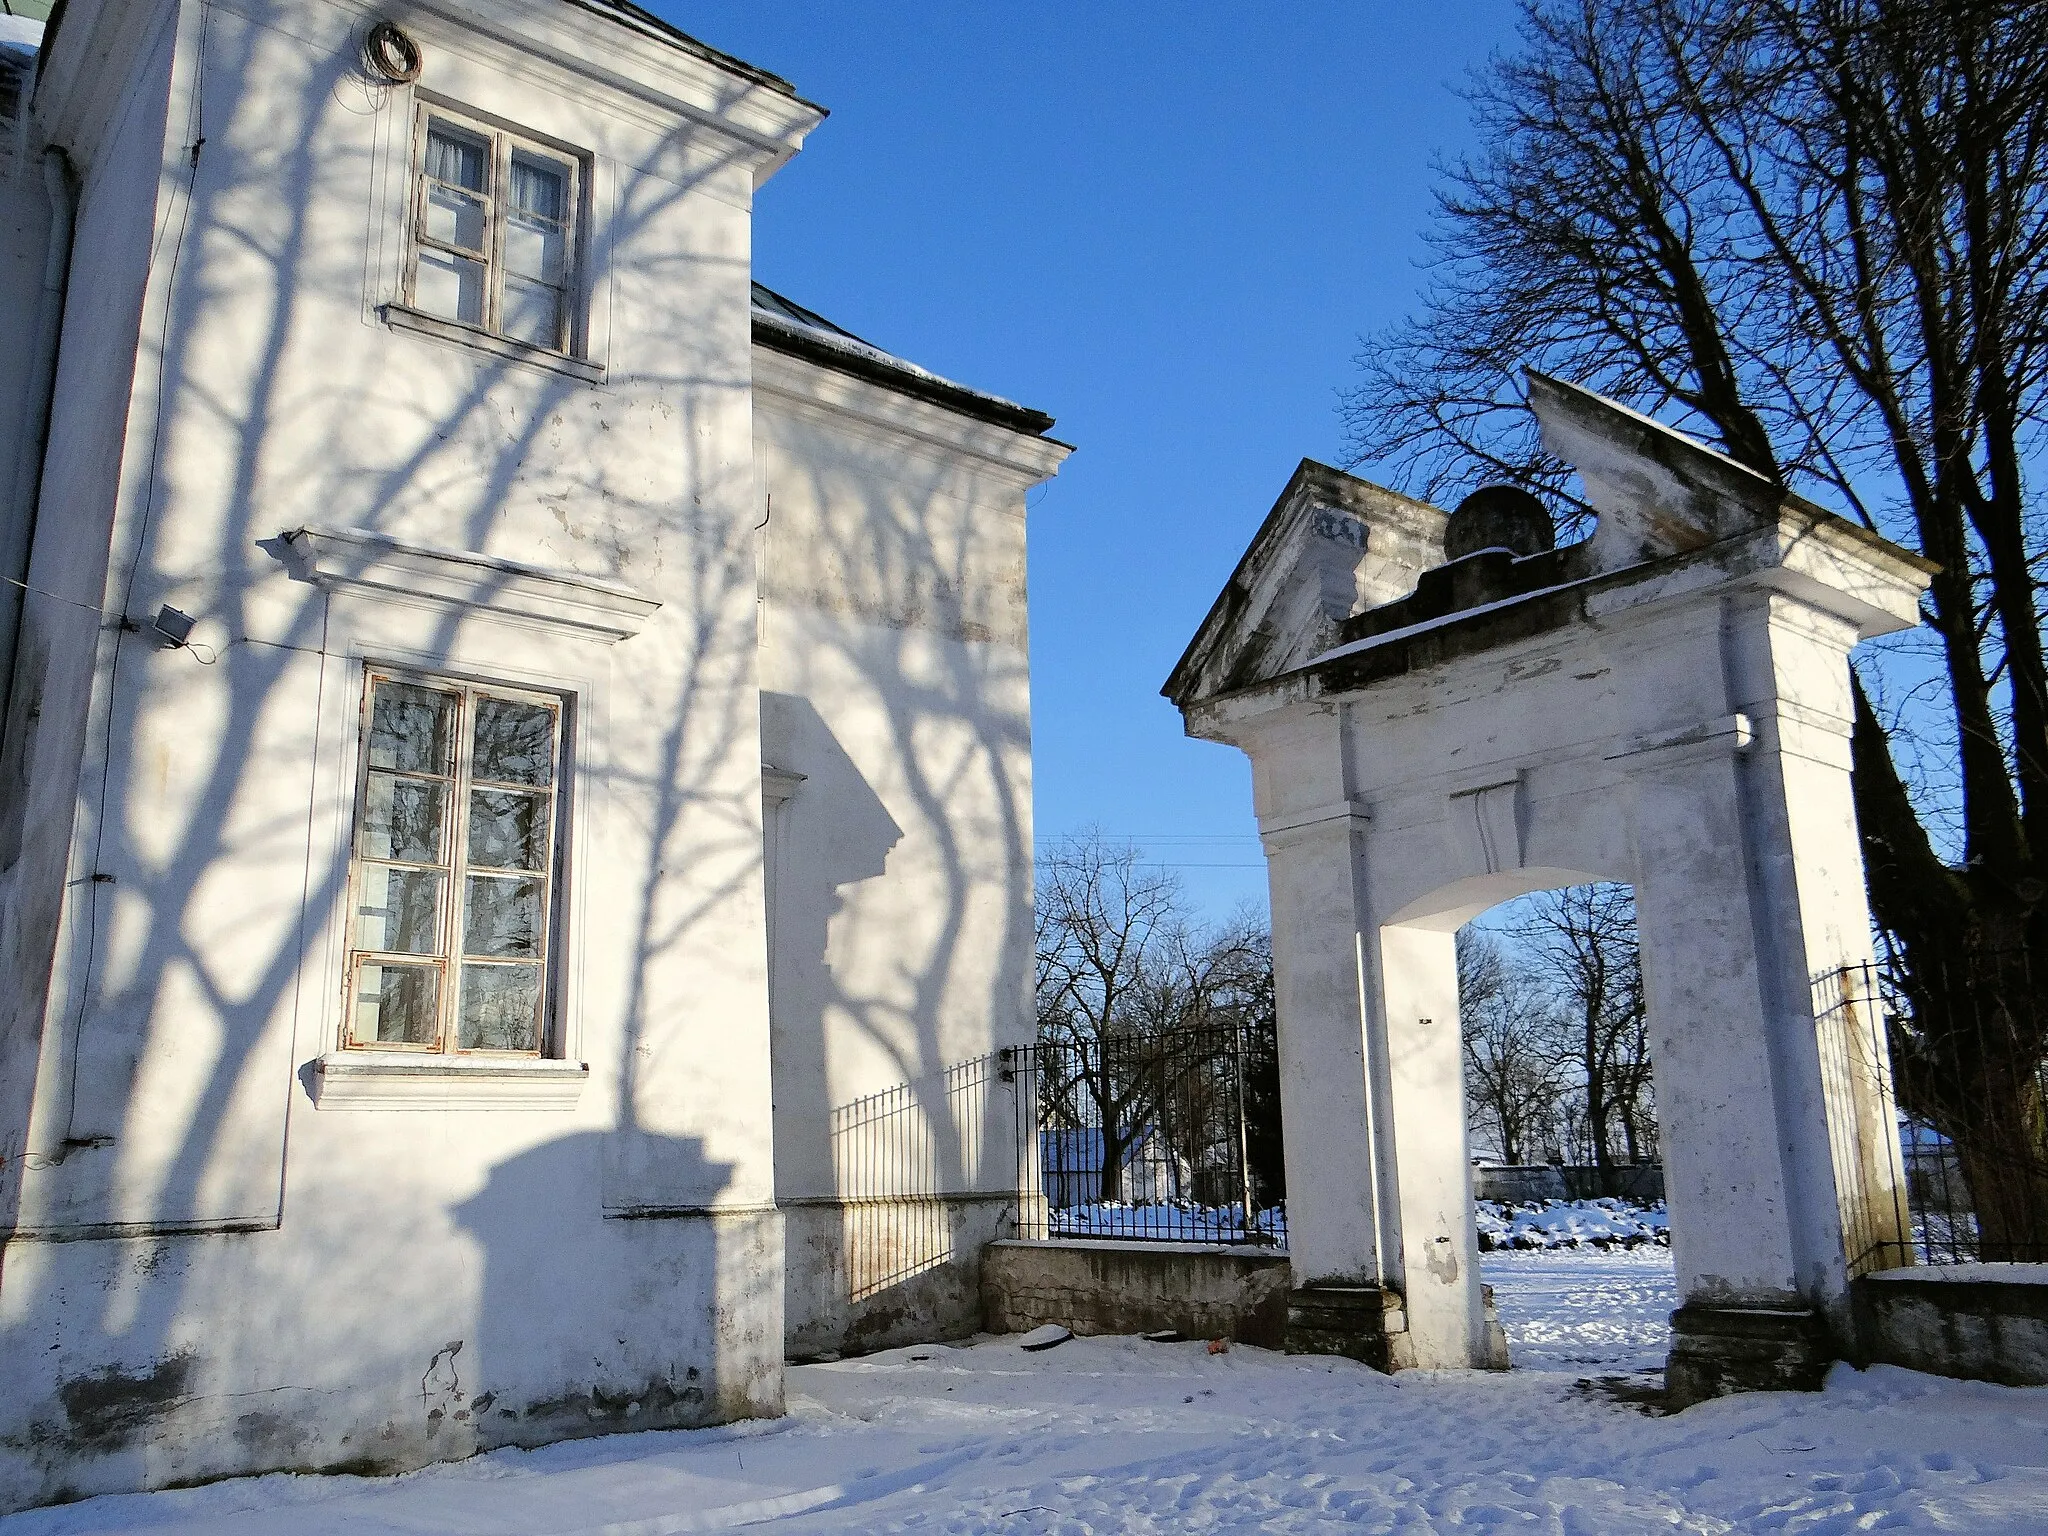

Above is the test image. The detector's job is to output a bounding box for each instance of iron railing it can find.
[1815,953,2048,1271]
[827,1052,1012,1301]
[1001,1019,1284,1246]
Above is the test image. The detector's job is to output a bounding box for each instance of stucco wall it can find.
[0,0,816,1510]
[753,346,1064,1358]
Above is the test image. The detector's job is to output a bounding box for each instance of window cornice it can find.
[311,1051,589,1111]
[381,303,606,385]
[281,526,660,643]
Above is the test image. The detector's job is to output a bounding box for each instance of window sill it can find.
[312,1051,589,1111]
[380,304,606,385]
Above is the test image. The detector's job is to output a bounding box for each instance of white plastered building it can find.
[0,0,1067,1510]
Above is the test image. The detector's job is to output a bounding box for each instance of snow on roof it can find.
[751,281,1058,437]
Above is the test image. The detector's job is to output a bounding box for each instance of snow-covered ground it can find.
[1482,1247,1676,1373]
[8,1249,2047,1534]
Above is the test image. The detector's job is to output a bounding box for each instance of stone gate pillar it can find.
[1258,775,1414,1366]
[1624,592,1912,1405]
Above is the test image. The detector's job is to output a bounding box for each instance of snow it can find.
[1041,1195,1665,1251]
[9,1250,2048,1534]
[1865,1261,2048,1286]
[1475,1196,1669,1251]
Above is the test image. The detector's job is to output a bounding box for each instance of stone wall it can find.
[982,1240,1292,1347]
[1854,1265,2048,1388]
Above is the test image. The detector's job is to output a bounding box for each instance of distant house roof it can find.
[752,282,1058,439]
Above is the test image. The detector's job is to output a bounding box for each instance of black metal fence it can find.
[1815,953,2048,1270]
[1001,1019,1284,1246]
[828,1052,1011,1302]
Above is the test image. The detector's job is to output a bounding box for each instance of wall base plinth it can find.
[1666,1304,1831,1407]
[1283,1286,1415,1372]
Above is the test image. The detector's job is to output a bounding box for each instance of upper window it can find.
[409,109,580,354]
[345,670,567,1056]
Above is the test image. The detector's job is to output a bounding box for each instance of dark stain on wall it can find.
[56,1353,196,1452]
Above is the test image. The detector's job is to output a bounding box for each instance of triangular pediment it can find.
[1163,461,1446,708]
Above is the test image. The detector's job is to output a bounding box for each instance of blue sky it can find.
[659,2,1526,918]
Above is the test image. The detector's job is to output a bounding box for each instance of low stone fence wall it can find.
[983,1240,1292,1347]
[1472,1164,1665,1202]
[1853,1264,2048,1387]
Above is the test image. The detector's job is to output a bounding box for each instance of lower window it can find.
[344,668,567,1055]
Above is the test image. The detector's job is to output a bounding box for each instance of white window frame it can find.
[341,666,572,1059]
[405,103,585,357]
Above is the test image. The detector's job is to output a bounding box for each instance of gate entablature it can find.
[1165,373,1935,1401]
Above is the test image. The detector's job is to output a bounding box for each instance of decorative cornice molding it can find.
[280,526,661,643]
[752,346,1072,488]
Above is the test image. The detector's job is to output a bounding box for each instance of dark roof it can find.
[751,282,1058,438]
[562,1,809,102]
[35,2,820,117]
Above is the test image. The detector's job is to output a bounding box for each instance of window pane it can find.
[500,275,563,349]
[355,866,443,954]
[355,962,440,1046]
[504,212,565,287]
[423,183,488,254]
[426,125,487,190]
[369,682,457,773]
[464,874,544,958]
[458,964,542,1051]
[509,153,565,220]
[415,249,485,326]
[362,774,447,863]
[474,698,556,786]
[468,789,549,871]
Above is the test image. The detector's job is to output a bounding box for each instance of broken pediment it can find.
[1524,371,1781,574]
[1168,376,1933,714]
[1163,460,1446,708]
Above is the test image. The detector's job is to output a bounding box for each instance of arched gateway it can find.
[1164,376,1934,1404]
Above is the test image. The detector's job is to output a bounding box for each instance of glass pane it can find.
[509,153,565,219]
[474,698,556,786]
[504,211,565,284]
[426,125,487,190]
[464,874,544,958]
[362,774,446,863]
[501,275,563,349]
[355,866,443,954]
[355,962,439,1046]
[458,964,542,1051]
[468,789,548,871]
[423,182,488,254]
[369,682,457,774]
[415,249,485,326]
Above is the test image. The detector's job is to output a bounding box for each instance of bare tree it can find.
[1457,928,1569,1165]
[1346,0,2048,1246]
[1514,884,1652,1190]
[1035,833,1183,1200]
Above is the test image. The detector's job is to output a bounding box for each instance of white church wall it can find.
[0,0,180,1244]
[0,0,818,1510]
[753,347,1066,1358]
